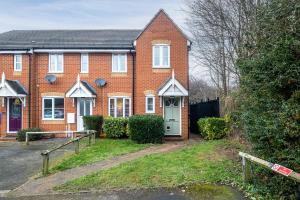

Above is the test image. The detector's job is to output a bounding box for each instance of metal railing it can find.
[40,130,96,175]
[239,152,300,183]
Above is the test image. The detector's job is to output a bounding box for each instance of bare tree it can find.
[189,75,218,103]
[186,0,258,97]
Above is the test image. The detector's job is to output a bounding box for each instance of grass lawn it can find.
[57,139,246,191]
[50,139,152,173]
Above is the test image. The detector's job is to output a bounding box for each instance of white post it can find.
[26,132,29,145]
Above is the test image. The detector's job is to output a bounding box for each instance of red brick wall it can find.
[135,11,189,139]
[0,54,30,136]
[35,53,133,132]
[0,11,189,139]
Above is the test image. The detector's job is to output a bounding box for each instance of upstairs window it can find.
[81,54,89,73]
[145,96,155,113]
[14,55,22,71]
[153,45,170,68]
[49,54,63,73]
[109,97,130,117]
[112,54,127,72]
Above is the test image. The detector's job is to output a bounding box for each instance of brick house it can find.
[0,9,191,140]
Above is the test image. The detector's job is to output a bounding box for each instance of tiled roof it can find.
[81,81,97,96]
[6,80,28,95]
[0,29,141,50]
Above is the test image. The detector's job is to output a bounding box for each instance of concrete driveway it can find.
[0,139,72,191]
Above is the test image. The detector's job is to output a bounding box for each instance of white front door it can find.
[164,97,181,136]
[77,98,92,131]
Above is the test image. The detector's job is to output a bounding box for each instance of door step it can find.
[0,136,17,141]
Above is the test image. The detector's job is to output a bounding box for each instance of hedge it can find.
[197,117,228,140]
[128,115,164,144]
[83,115,103,138]
[17,128,43,142]
[103,117,128,138]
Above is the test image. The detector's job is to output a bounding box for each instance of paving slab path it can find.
[9,141,190,197]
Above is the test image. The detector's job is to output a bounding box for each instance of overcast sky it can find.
[0,0,187,33]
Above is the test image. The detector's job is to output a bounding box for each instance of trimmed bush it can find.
[128,115,164,144]
[83,115,103,138]
[197,117,228,140]
[17,128,43,142]
[103,117,128,138]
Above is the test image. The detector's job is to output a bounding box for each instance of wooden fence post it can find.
[26,132,29,145]
[42,153,49,175]
[74,139,79,154]
[88,131,92,146]
[92,131,96,144]
[242,156,252,183]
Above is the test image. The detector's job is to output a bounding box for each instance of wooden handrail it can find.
[39,130,96,175]
[239,152,300,183]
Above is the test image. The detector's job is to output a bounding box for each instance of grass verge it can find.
[49,139,152,173]
[56,140,244,190]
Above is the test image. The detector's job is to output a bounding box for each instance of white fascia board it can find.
[0,50,28,54]
[158,79,188,96]
[34,49,135,53]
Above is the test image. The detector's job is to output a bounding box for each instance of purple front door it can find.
[9,98,22,132]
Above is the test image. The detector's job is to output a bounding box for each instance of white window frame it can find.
[152,44,170,68]
[42,97,65,120]
[145,95,155,114]
[14,54,22,72]
[48,54,64,73]
[112,54,127,73]
[80,53,89,73]
[108,97,131,117]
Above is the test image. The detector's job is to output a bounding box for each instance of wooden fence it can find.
[239,152,300,183]
[40,130,96,175]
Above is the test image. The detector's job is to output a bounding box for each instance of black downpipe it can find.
[130,50,135,115]
[28,50,32,128]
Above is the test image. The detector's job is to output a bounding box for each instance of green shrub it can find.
[83,115,103,138]
[103,117,128,138]
[197,117,228,140]
[128,115,164,144]
[17,128,43,142]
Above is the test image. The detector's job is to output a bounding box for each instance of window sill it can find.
[152,68,171,73]
[111,72,128,77]
[13,71,22,76]
[47,73,64,77]
[146,112,155,114]
[42,119,65,125]
[80,73,89,77]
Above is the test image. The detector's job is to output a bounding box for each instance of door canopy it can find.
[0,72,28,97]
[0,72,28,107]
[158,70,188,97]
[66,74,97,98]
